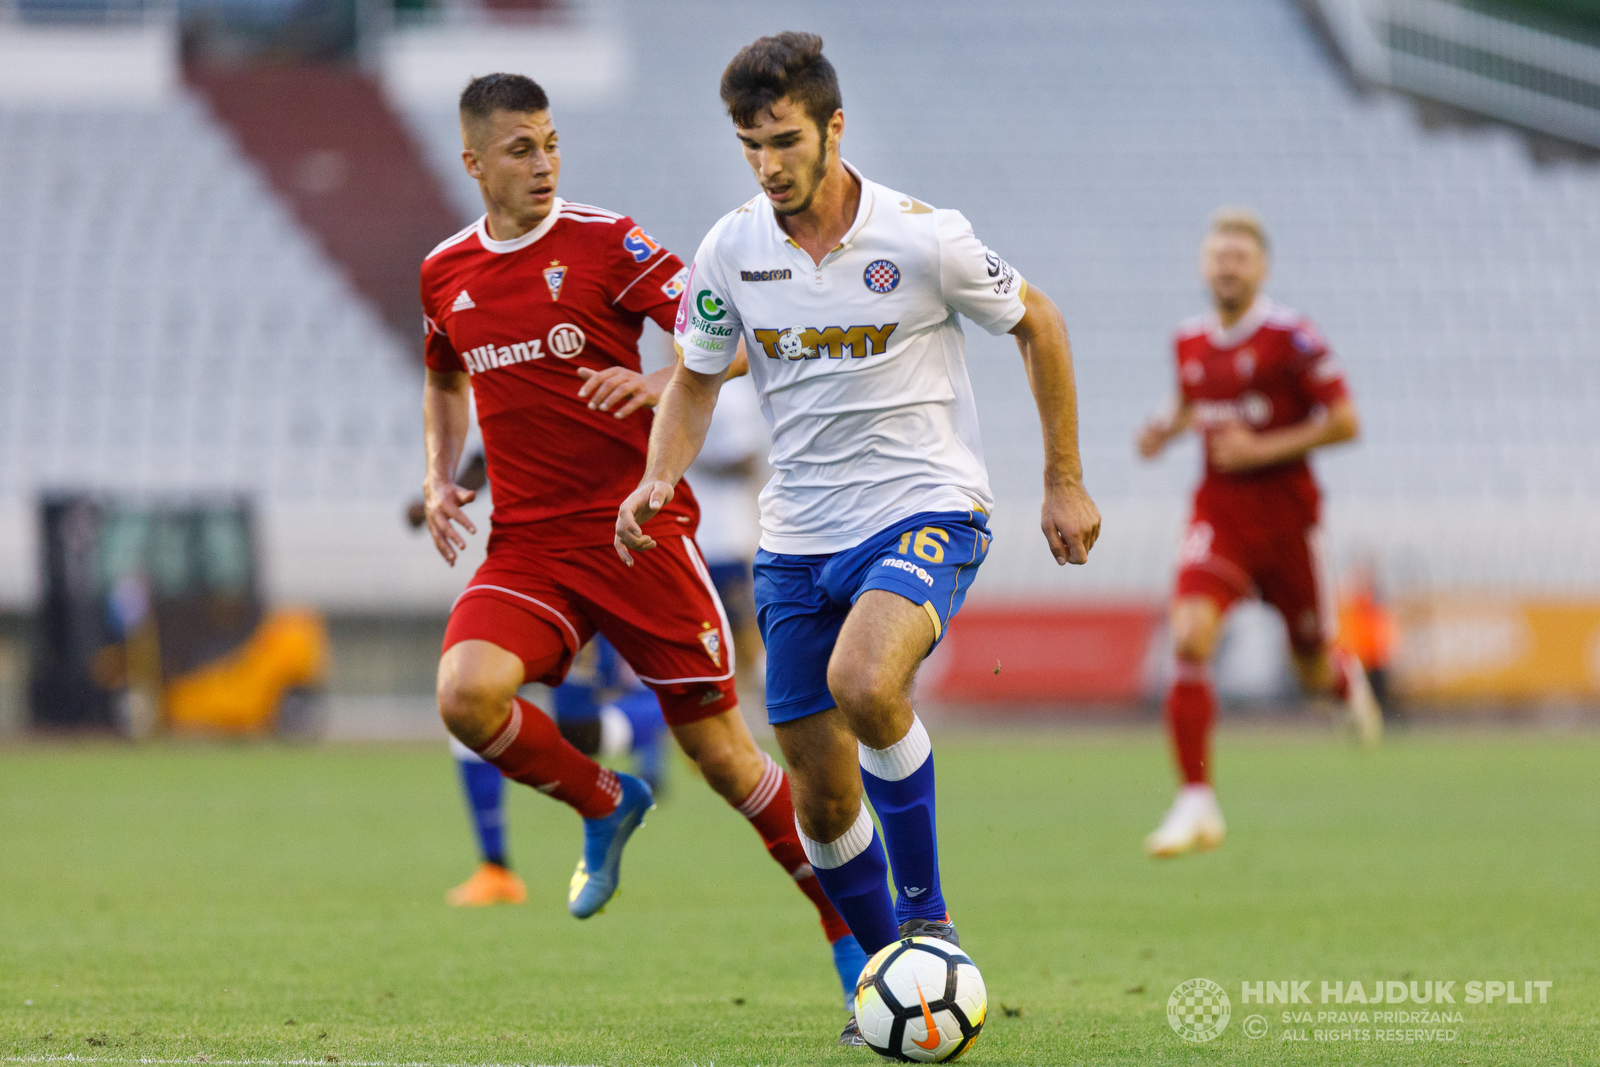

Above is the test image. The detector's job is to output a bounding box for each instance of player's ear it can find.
[461,146,482,181]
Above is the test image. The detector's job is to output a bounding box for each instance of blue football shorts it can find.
[753,509,991,725]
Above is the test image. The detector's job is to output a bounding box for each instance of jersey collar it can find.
[474,198,565,254]
[768,160,876,254]
[1207,295,1273,349]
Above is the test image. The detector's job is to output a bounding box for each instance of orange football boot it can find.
[446,863,527,907]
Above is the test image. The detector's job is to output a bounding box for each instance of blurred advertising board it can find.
[1394,598,1600,703]
[922,604,1163,708]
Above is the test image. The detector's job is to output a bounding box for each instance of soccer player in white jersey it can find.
[615,33,1101,1044]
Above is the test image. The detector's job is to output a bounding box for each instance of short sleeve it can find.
[607,217,688,334]
[1289,319,1349,406]
[421,277,463,373]
[935,209,1028,336]
[673,233,741,375]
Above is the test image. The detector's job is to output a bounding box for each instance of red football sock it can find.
[1166,662,1217,786]
[735,753,853,944]
[475,698,620,819]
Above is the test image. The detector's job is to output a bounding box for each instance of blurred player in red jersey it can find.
[1136,209,1382,858]
[420,73,867,993]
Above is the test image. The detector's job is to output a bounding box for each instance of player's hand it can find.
[1136,419,1171,459]
[423,477,478,566]
[614,480,675,566]
[577,366,658,419]
[1042,480,1101,566]
[1208,421,1270,472]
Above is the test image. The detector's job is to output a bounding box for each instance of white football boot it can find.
[1144,784,1226,858]
[1342,657,1383,749]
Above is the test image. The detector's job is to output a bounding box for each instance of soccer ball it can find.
[853,936,986,1062]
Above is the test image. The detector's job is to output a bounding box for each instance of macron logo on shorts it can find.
[881,557,934,587]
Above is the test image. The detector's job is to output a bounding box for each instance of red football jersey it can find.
[1175,296,1349,525]
[421,199,697,547]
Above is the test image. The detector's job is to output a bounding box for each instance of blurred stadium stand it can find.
[2,0,1599,723]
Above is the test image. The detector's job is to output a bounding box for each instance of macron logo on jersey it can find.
[881,557,934,587]
[452,290,475,312]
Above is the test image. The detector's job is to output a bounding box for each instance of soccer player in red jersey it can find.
[420,73,867,993]
[1136,209,1382,858]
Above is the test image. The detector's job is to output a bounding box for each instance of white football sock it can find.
[858,714,932,782]
[796,804,874,870]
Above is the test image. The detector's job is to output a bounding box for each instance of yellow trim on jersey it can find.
[921,600,943,642]
[1017,277,1029,305]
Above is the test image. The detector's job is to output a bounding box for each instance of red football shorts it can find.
[443,532,738,725]
[1173,515,1338,655]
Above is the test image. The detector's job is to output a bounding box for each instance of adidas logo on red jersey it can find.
[452,289,476,312]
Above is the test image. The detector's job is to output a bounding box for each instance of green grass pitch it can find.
[1,727,1596,1066]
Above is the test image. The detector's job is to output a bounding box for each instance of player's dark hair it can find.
[720,32,841,135]
[459,73,550,122]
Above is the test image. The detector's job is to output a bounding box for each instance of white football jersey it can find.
[675,162,1027,555]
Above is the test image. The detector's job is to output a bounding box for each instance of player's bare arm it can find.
[1137,392,1193,457]
[613,358,729,564]
[1208,396,1360,472]
[422,368,478,565]
[576,365,675,418]
[1013,285,1101,565]
[577,341,749,418]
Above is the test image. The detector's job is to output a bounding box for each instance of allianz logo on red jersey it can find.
[462,323,587,374]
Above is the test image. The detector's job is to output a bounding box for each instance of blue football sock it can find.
[859,714,946,923]
[451,738,507,868]
[553,677,602,723]
[614,688,667,787]
[800,805,900,955]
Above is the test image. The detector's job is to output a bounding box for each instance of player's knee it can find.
[793,788,862,844]
[1170,605,1220,663]
[436,661,518,743]
[826,655,906,722]
[1172,625,1214,664]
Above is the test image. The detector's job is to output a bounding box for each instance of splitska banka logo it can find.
[752,323,898,360]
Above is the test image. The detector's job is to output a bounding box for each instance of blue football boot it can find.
[567,772,654,919]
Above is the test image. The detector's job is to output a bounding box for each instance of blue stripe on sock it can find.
[456,753,507,866]
[861,755,947,922]
[809,829,900,955]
